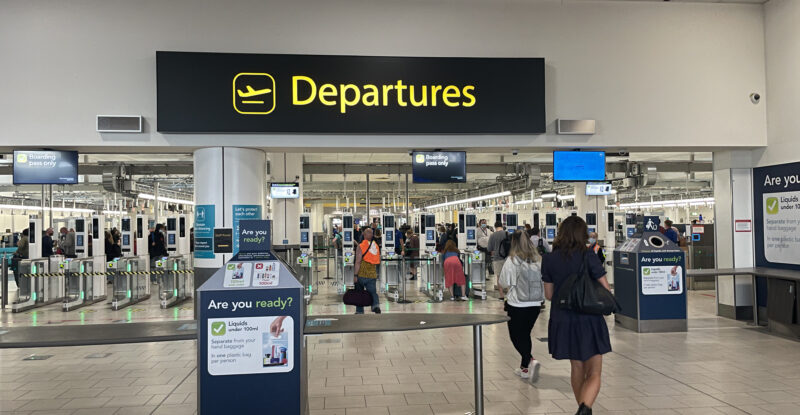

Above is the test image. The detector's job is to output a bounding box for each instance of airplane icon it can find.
[233,73,276,114]
[237,85,271,104]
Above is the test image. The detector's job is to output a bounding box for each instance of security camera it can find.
[750,93,761,104]
[511,149,519,156]
[408,150,414,156]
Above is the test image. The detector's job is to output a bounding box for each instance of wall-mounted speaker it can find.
[557,119,596,135]
[97,115,143,133]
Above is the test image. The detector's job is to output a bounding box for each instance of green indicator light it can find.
[127,263,132,272]
[80,312,85,324]
[127,309,132,322]
[32,292,37,301]
[127,290,132,298]
[385,284,389,291]
[174,308,179,320]
[32,311,38,326]
[174,289,178,297]
[80,264,85,273]
[308,285,312,293]
[173,263,178,271]
[469,301,474,313]
[32,264,37,273]
[427,283,431,291]
[81,291,85,300]
[468,282,472,290]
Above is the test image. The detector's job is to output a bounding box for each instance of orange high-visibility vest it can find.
[359,240,381,265]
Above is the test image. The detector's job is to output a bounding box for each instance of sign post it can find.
[197,220,307,414]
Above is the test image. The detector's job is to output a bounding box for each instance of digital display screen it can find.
[92,218,99,239]
[553,151,606,182]
[385,230,393,241]
[465,215,476,227]
[546,228,556,239]
[506,214,518,228]
[426,229,435,241]
[586,213,597,226]
[627,227,636,237]
[467,229,475,240]
[168,234,176,245]
[586,182,613,196]
[546,214,557,226]
[533,212,540,228]
[123,234,130,246]
[343,216,353,229]
[412,151,466,183]
[458,213,465,233]
[344,231,352,242]
[300,216,310,229]
[167,218,177,231]
[270,182,300,199]
[383,216,394,229]
[179,217,186,237]
[77,234,84,247]
[29,221,36,244]
[301,232,309,243]
[424,215,435,228]
[121,219,130,232]
[75,220,84,233]
[136,217,143,238]
[13,150,79,185]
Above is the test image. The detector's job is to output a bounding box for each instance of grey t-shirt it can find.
[487,230,508,261]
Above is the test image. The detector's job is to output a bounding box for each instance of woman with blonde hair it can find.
[498,230,545,382]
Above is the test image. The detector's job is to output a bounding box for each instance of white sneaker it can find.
[514,367,530,379]
[460,296,469,301]
[450,296,456,301]
[529,359,541,382]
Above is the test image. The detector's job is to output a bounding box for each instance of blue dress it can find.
[542,249,612,361]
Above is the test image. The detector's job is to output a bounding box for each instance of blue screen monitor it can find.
[301,232,309,243]
[168,234,176,245]
[122,234,130,246]
[467,229,475,240]
[13,150,79,185]
[344,231,352,242]
[553,151,606,182]
[546,228,556,239]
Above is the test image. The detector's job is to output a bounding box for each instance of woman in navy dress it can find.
[542,216,611,415]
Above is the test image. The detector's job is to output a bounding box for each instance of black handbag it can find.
[554,253,620,316]
[343,286,373,307]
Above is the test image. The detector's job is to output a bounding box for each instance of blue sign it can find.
[233,205,262,254]
[627,226,635,238]
[643,216,661,232]
[194,204,215,259]
[546,228,556,240]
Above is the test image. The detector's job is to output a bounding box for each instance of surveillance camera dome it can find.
[750,93,761,104]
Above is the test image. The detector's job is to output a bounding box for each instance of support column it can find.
[713,151,755,321]
[269,153,303,247]
[193,147,266,302]
[310,201,325,234]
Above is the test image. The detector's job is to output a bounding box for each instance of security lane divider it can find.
[20,270,194,278]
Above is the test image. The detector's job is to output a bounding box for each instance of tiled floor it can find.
[2,269,800,414]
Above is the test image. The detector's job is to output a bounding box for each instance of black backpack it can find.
[537,238,546,255]
[498,233,512,259]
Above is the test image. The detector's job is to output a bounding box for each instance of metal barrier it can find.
[110,256,151,310]
[419,254,444,302]
[62,258,106,312]
[463,250,488,300]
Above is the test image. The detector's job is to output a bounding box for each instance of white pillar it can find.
[269,153,303,246]
[194,147,266,282]
[573,184,608,236]
[310,201,325,234]
[713,150,755,320]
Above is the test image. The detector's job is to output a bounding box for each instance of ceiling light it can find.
[138,193,195,205]
[514,200,533,205]
[426,191,511,209]
[541,192,557,199]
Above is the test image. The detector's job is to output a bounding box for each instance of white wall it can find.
[754,0,800,167]
[0,0,766,152]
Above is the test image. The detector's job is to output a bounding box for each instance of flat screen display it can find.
[121,219,130,232]
[424,215,435,228]
[586,182,613,196]
[553,151,606,182]
[270,183,300,199]
[75,220,85,233]
[168,234,176,245]
[586,213,597,226]
[179,217,186,237]
[299,216,310,229]
[29,221,36,244]
[122,234,130,246]
[167,218,177,231]
[13,150,79,185]
[136,217,143,238]
[412,152,466,183]
[343,216,353,229]
[76,234,84,247]
[344,231,352,242]
[465,215,476,227]
[300,232,309,243]
[383,216,394,229]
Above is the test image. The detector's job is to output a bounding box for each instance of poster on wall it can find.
[753,161,800,268]
[753,163,800,269]
[194,204,215,259]
[232,205,262,254]
[640,254,684,296]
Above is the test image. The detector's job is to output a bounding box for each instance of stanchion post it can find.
[473,325,484,415]
[1,254,8,309]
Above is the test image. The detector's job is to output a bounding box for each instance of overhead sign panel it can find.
[13,150,79,185]
[157,51,545,133]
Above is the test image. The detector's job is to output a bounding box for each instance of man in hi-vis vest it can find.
[354,227,382,314]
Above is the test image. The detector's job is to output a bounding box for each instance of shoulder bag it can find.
[554,253,620,316]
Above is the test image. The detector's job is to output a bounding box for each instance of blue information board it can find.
[232,205,262,255]
[194,204,215,259]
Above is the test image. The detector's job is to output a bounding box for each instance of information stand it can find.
[613,216,687,333]
[197,220,307,414]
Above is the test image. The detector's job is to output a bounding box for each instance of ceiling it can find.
[588,0,767,3]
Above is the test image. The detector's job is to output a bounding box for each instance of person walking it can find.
[403,229,420,280]
[530,227,551,255]
[498,230,544,382]
[487,221,509,299]
[542,216,612,415]
[353,227,381,314]
[442,240,468,301]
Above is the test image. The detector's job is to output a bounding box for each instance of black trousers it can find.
[505,303,542,368]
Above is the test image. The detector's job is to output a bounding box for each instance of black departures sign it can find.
[156,51,545,134]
